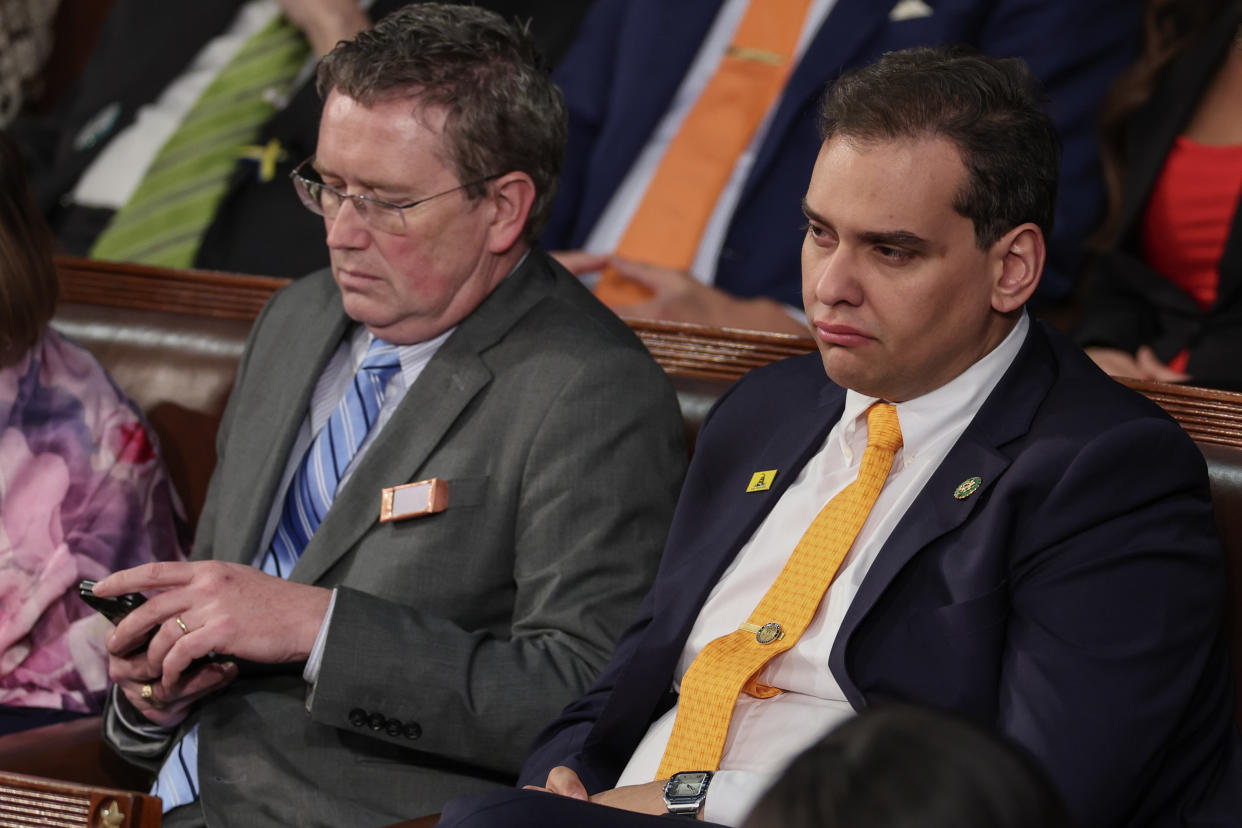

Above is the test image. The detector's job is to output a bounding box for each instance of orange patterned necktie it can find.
[595,0,814,307]
[656,403,903,776]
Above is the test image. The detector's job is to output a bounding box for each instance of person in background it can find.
[12,0,593,279]
[0,129,187,736]
[1078,0,1242,390]
[0,0,60,126]
[543,0,1141,334]
[742,705,1076,828]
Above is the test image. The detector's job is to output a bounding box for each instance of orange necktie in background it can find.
[595,0,813,307]
[656,403,903,776]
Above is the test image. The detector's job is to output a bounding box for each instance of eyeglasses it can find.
[290,157,501,235]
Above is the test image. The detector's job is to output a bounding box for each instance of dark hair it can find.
[742,705,1077,828]
[1095,0,1238,245]
[316,3,566,243]
[818,46,1060,249]
[0,130,57,366]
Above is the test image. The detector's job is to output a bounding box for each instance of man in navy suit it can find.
[438,47,1242,827]
[544,0,1140,334]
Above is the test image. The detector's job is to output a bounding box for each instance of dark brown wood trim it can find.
[55,255,288,321]
[53,258,1242,450]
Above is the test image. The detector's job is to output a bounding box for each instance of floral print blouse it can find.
[0,328,187,713]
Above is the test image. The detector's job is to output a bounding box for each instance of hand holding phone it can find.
[79,579,148,624]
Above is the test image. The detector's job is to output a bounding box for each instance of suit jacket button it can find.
[385,718,403,737]
[367,712,386,731]
[348,708,368,728]
[403,722,422,740]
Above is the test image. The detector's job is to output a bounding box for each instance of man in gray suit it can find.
[90,5,687,827]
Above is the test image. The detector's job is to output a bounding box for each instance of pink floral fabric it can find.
[0,329,187,713]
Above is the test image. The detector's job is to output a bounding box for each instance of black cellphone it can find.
[79,579,231,668]
[79,579,148,624]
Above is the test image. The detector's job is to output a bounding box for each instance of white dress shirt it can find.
[617,314,1030,824]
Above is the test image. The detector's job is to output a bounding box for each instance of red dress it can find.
[1140,136,1242,372]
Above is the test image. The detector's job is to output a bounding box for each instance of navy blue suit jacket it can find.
[543,0,1141,306]
[522,321,1242,827]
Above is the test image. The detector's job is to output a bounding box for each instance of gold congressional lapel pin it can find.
[746,470,778,492]
[953,476,982,500]
[380,478,449,522]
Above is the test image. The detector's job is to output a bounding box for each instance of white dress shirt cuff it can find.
[703,769,779,825]
[302,588,338,687]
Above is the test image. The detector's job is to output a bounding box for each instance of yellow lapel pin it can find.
[747,470,778,492]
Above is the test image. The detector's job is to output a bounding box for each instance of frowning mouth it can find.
[335,267,382,288]
[814,322,873,347]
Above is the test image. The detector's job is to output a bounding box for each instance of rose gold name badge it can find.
[380,478,449,522]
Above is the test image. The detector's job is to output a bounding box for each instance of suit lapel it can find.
[831,322,1057,694]
[215,274,349,565]
[658,384,847,645]
[289,252,555,584]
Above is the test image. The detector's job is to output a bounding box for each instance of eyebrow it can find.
[801,198,933,254]
[800,198,825,225]
[857,230,932,254]
[311,162,405,196]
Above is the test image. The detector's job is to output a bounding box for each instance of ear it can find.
[484,171,536,255]
[989,223,1044,313]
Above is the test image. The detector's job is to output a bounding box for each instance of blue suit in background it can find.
[544,0,1141,307]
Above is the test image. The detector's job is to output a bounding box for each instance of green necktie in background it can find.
[90,15,308,268]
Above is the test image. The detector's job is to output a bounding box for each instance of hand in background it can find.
[276,0,369,56]
[1087,345,1190,383]
[552,250,810,336]
[551,249,610,277]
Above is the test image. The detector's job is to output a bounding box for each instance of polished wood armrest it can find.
[0,716,152,791]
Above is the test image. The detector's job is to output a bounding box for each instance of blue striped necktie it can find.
[153,337,402,814]
[261,337,403,577]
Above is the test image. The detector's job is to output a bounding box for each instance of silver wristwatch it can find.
[663,770,713,817]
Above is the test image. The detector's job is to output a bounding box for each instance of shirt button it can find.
[403,722,423,740]
[385,718,404,737]
[348,708,368,727]
[367,712,386,731]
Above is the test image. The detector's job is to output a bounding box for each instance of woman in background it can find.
[1077,0,1242,389]
[0,129,186,734]
[742,705,1075,828]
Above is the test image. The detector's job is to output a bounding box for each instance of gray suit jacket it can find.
[104,249,687,826]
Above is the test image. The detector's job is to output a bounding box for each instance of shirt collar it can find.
[838,312,1030,462]
[350,325,456,388]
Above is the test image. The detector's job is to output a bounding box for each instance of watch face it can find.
[670,772,709,797]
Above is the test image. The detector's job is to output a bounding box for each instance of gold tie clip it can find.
[739,621,784,644]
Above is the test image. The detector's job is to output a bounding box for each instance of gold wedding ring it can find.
[175,616,188,634]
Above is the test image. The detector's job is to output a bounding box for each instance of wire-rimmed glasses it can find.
[290,157,501,235]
